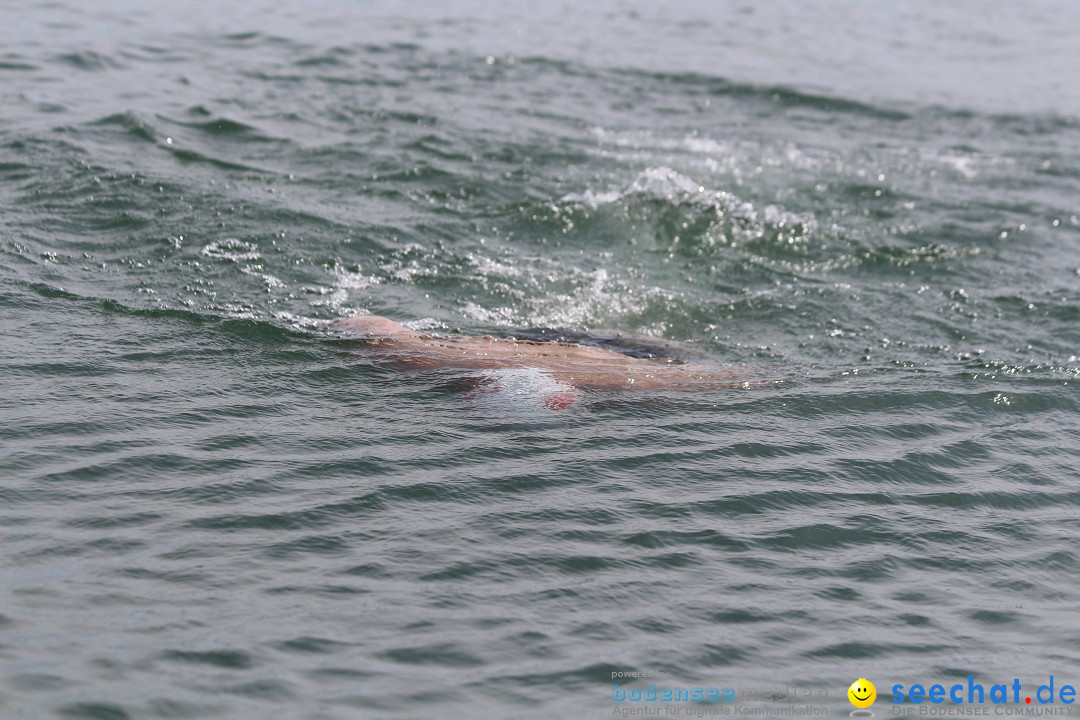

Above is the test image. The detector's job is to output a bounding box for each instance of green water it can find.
[2,2,1080,718]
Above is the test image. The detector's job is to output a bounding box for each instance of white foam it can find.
[464,367,579,416]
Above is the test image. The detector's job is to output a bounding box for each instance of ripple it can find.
[54,50,123,72]
[160,649,255,669]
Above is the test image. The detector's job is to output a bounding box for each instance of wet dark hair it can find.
[505,327,679,361]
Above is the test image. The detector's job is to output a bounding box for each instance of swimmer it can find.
[332,315,761,391]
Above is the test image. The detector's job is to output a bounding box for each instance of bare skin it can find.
[333,316,761,391]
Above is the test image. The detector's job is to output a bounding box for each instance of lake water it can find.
[2,1,1079,718]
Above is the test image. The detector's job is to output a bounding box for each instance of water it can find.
[2,1,1080,718]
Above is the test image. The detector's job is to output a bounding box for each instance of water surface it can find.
[2,2,1080,718]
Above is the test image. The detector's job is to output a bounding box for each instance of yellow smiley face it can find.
[848,678,876,708]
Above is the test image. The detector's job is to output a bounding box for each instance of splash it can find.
[463,367,579,416]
